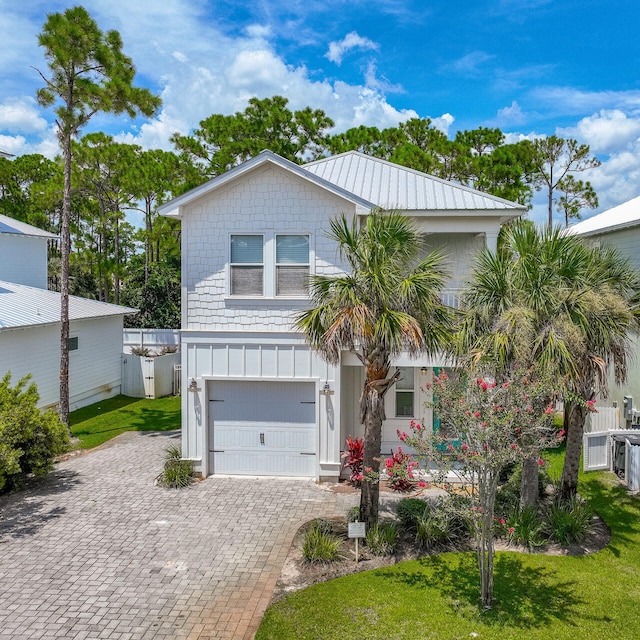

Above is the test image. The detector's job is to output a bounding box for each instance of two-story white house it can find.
[159,150,525,481]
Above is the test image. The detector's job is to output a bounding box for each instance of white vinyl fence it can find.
[121,352,181,398]
[123,328,180,355]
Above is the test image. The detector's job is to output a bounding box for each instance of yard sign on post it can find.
[348,521,366,563]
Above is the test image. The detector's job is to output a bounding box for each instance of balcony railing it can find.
[441,288,463,309]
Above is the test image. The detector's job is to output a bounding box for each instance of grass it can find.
[257,447,640,640]
[69,394,181,449]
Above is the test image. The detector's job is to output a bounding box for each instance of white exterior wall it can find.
[182,165,353,332]
[0,234,49,289]
[181,331,341,480]
[0,315,125,410]
[422,232,486,290]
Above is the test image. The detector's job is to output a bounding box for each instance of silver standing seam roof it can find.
[0,213,58,238]
[0,280,136,329]
[303,151,525,213]
[567,195,640,237]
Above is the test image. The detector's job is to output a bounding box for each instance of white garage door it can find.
[208,381,317,477]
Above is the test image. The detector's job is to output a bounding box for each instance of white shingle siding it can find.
[183,165,352,331]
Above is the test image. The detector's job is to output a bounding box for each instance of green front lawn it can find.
[258,457,640,640]
[70,394,181,449]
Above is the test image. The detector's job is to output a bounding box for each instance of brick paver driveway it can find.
[0,431,355,640]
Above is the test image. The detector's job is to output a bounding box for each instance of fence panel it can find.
[123,328,180,354]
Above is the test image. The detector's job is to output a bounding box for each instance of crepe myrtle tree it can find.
[296,210,454,527]
[404,367,562,609]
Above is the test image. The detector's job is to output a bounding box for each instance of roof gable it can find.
[303,151,525,214]
[158,150,374,218]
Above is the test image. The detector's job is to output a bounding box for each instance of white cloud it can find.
[245,24,272,39]
[0,97,48,134]
[446,51,495,76]
[558,110,640,155]
[495,100,526,126]
[326,31,379,65]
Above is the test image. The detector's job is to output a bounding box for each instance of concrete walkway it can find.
[0,431,356,640]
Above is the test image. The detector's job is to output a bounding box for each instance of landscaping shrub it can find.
[414,496,471,549]
[0,373,69,493]
[347,506,361,523]
[396,497,429,530]
[383,446,418,491]
[302,520,342,563]
[341,436,364,484]
[365,521,398,556]
[506,505,547,549]
[156,444,195,488]
[545,494,594,544]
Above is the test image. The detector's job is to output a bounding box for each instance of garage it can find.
[208,380,317,477]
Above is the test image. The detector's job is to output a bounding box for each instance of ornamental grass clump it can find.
[545,494,594,544]
[396,497,430,530]
[365,521,398,556]
[302,520,342,564]
[156,444,195,488]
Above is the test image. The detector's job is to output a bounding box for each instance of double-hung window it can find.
[230,235,263,295]
[395,367,415,417]
[275,235,309,296]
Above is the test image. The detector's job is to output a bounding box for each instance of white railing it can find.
[441,289,463,309]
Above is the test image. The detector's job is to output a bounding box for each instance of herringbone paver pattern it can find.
[0,431,355,639]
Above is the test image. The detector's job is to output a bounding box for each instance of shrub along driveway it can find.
[0,431,355,640]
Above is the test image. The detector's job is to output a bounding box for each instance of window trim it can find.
[394,367,416,419]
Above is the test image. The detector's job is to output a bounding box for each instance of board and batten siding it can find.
[182,165,353,332]
[0,315,125,410]
[589,226,640,272]
[0,234,49,289]
[180,331,341,480]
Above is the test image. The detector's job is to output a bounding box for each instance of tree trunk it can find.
[359,392,383,527]
[559,401,589,500]
[520,456,539,509]
[59,131,71,431]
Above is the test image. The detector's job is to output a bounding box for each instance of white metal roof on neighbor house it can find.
[0,280,136,329]
[0,213,58,238]
[567,195,640,237]
[303,151,525,214]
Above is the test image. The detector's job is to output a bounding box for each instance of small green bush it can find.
[365,521,398,556]
[302,520,342,563]
[347,506,361,523]
[396,497,429,530]
[414,497,470,549]
[0,373,69,493]
[507,506,547,549]
[545,495,594,544]
[156,445,195,488]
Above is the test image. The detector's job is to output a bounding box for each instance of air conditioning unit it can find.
[632,409,640,427]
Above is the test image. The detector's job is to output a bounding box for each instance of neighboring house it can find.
[159,150,525,480]
[568,196,640,421]
[0,215,135,410]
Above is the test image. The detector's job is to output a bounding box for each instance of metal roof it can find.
[567,195,640,237]
[0,280,136,329]
[303,151,525,213]
[0,214,58,239]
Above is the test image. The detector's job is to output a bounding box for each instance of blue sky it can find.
[1,0,640,224]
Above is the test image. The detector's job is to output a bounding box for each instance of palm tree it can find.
[296,210,454,526]
[457,220,639,502]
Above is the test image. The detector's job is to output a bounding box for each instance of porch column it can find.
[485,230,499,254]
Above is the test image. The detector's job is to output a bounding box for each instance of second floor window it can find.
[276,235,309,296]
[395,367,415,417]
[230,234,263,295]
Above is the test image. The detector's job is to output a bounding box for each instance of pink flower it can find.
[557,429,566,440]
[461,443,468,451]
[545,404,554,415]
[481,382,488,391]
[502,382,509,389]
[508,527,515,535]
[418,481,426,488]
[511,443,517,449]
[477,377,483,385]
[537,458,545,466]
[586,399,597,412]
[500,518,506,525]
[474,411,481,418]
